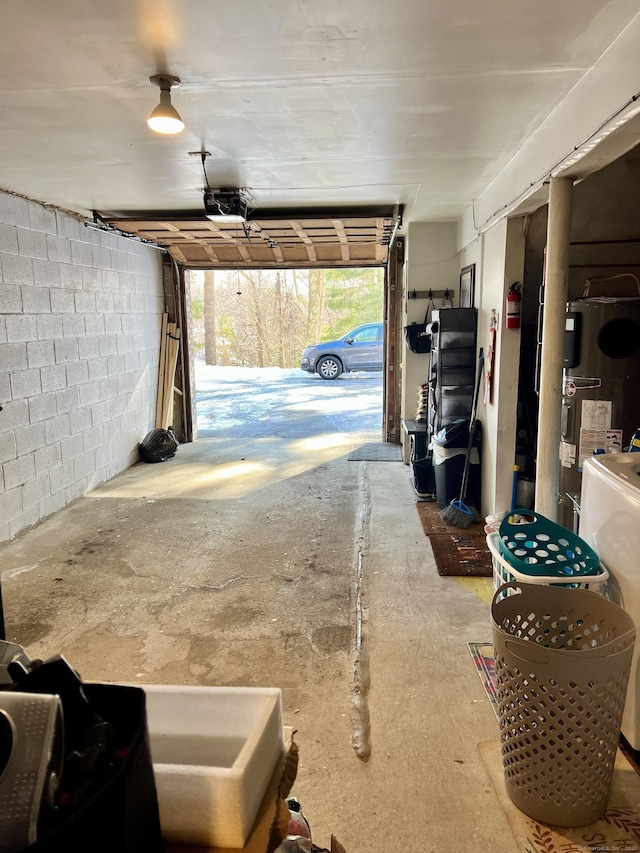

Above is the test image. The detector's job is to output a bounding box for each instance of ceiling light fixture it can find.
[147,74,184,134]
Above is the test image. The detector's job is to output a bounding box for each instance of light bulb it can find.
[147,77,184,134]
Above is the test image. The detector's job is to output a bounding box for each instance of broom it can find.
[440,347,484,529]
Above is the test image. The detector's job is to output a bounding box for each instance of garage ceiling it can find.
[2,0,640,267]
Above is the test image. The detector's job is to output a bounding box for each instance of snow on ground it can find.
[193,360,383,438]
[195,361,302,384]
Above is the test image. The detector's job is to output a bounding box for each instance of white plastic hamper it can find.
[491,582,635,826]
[486,532,609,596]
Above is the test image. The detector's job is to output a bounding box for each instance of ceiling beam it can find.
[169,246,189,264]
[332,219,351,262]
[290,220,317,264]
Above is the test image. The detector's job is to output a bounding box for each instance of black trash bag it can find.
[139,428,178,463]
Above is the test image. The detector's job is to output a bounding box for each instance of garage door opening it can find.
[185,267,384,440]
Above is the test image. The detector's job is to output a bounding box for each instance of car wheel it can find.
[317,356,342,380]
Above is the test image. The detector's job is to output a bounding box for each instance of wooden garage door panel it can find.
[103,209,397,268]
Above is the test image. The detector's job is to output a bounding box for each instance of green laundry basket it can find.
[498,509,601,578]
[492,582,636,826]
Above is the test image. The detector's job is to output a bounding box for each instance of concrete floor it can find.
[0,430,516,852]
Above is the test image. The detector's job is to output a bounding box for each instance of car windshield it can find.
[340,325,379,342]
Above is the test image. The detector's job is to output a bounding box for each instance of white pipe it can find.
[535,177,573,520]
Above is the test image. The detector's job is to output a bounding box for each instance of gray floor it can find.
[0,431,515,852]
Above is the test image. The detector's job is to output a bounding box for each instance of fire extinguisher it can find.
[506,282,521,329]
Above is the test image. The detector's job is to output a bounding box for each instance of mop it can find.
[440,348,484,529]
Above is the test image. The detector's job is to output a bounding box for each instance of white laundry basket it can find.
[486,532,608,597]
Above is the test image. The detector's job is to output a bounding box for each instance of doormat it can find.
[415,498,485,536]
[468,642,498,720]
[478,740,640,853]
[429,531,493,577]
[347,442,402,461]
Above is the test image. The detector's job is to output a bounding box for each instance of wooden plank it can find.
[375,242,388,263]
[248,224,285,264]
[197,244,221,264]
[162,324,180,429]
[384,237,404,443]
[161,321,173,428]
[289,221,317,263]
[155,313,168,429]
[201,222,237,240]
[107,212,395,270]
[168,246,189,264]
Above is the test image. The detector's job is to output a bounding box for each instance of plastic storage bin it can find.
[486,532,609,596]
[142,685,283,849]
[492,583,636,826]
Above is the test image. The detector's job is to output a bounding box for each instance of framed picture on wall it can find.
[459,264,476,308]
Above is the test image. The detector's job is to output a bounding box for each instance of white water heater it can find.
[559,297,640,529]
[580,453,640,750]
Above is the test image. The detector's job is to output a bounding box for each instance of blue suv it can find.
[299,322,384,379]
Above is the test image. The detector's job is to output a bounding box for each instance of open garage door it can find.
[104,208,403,443]
[103,207,399,269]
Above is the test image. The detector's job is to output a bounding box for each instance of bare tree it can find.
[243,270,267,368]
[203,271,217,365]
[194,266,378,369]
[275,271,286,367]
[306,269,326,343]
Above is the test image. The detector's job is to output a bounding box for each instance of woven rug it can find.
[416,500,492,577]
[430,531,492,577]
[468,642,498,720]
[479,740,640,853]
[348,441,402,461]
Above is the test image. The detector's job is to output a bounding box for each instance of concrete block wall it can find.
[0,191,165,542]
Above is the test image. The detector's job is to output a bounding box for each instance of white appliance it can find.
[580,452,640,750]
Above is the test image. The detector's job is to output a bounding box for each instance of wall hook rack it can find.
[407,288,452,301]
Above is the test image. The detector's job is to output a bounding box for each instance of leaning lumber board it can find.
[162,325,180,429]
[155,313,168,429]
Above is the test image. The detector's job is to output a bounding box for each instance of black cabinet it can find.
[405,308,478,502]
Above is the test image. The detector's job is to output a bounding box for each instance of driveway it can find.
[195,363,384,438]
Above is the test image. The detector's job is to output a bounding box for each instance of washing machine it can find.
[580,452,640,750]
